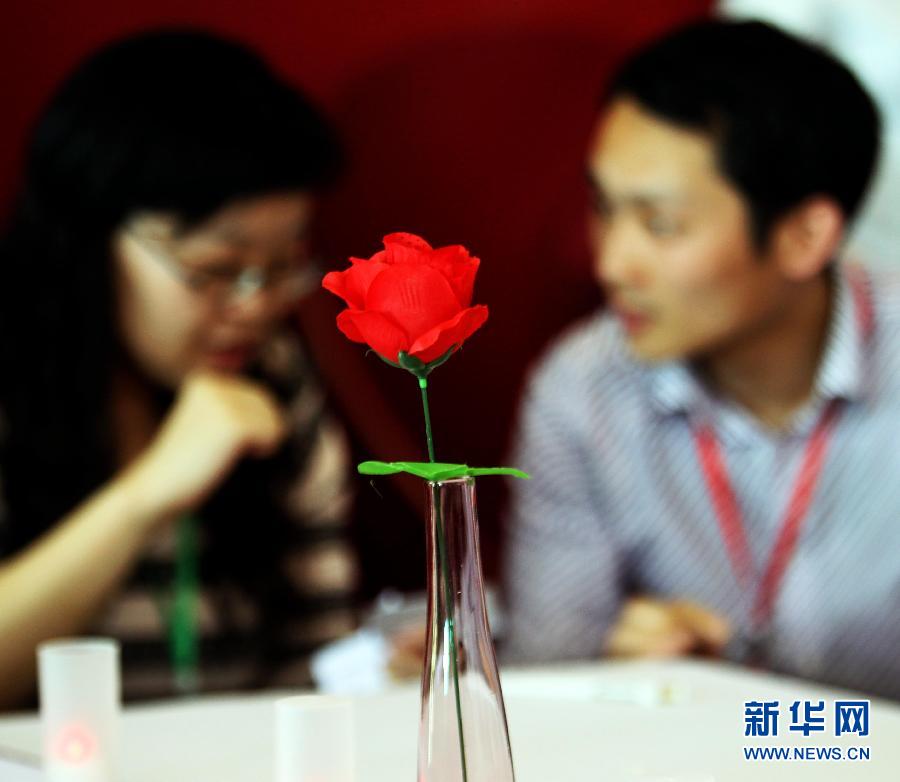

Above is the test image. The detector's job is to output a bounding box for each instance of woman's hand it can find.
[125,370,287,523]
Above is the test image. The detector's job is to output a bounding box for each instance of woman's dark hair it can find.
[603,19,881,246]
[0,29,342,552]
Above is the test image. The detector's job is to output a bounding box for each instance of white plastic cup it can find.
[275,695,354,782]
[38,639,120,782]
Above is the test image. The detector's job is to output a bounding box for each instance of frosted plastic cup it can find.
[38,639,120,782]
[275,695,354,782]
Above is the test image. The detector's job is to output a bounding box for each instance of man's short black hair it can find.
[603,19,881,246]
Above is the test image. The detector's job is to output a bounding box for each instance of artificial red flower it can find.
[323,232,488,363]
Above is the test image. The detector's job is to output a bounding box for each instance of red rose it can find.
[322,232,489,364]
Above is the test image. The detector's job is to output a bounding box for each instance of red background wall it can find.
[0,0,710,596]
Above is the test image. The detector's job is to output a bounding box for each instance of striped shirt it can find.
[504,263,900,700]
[1,331,357,702]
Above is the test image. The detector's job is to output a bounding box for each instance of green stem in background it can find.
[170,514,200,694]
[420,378,469,782]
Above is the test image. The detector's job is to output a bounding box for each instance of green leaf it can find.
[357,461,466,480]
[358,461,531,481]
[466,467,532,479]
[357,460,403,475]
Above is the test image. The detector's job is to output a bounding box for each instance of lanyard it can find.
[167,513,200,693]
[693,266,872,637]
[694,401,841,631]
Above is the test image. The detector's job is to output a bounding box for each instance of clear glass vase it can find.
[418,477,516,782]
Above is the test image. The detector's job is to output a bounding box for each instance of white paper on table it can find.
[310,628,391,694]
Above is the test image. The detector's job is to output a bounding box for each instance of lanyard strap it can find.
[168,513,200,693]
[693,265,872,631]
[694,401,841,629]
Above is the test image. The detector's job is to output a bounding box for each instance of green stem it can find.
[419,377,436,463]
[420,379,468,782]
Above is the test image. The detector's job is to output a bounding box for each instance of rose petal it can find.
[408,305,489,363]
[383,232,433,252]
[366,264,462,341]
[381,233,433,266]
[337,310,409,362]
[351,250,387,265]
[323,261,389,309]
[428,246,480,307]
[322,270,353,305]
[335,309,365,342]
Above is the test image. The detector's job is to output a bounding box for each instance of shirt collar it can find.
[812,264,871,403]
[645,264,872,419]
[646,359,705,417]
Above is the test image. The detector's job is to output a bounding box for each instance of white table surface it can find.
[1,659,898,781]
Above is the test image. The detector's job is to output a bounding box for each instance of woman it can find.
[0,29,357,706]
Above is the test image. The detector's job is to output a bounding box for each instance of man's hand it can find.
[387,623,427,680]
[605,596,731,658]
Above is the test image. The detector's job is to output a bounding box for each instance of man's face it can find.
[587,97,790,362]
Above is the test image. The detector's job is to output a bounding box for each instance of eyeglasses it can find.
[125,227,321,304]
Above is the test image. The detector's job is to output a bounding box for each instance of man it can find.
[503,19,900,699]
